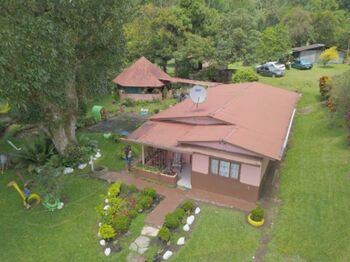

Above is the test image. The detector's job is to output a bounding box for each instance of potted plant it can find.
[247,206,265,227]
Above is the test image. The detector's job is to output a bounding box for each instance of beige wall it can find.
[240,164,262,187]
[192,153,209,174]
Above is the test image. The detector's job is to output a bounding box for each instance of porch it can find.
[138,146,192,189]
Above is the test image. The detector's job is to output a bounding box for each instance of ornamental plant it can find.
[250,206,264,222]
[108,182,122,197]
[158,226,171,243]
[319,76,332,100]
[99,224,116,240]
[112,215,131,234]
[142,187,157,199]
[164,213,180,229]
[182,200,195,214]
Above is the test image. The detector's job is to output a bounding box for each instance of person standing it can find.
[127,146,132,172]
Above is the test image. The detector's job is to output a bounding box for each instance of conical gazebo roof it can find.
[113,56,172,88]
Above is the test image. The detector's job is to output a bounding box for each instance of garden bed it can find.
[96,182,163,257]
[134,166,178,186]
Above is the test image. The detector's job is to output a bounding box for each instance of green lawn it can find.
[259,65,350,261]
[171,205,261,262]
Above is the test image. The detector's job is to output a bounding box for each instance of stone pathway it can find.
[128,225,159,260]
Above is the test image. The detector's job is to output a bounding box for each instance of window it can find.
[210,158,240,179]
[210,159,219,175]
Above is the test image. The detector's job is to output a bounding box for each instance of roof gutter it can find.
[279,108,296,158]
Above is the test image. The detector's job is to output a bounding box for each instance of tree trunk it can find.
[46,79,78,155]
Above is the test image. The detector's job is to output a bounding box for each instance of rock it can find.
[95,152,102,158]
[98,222,102,227]
[177,237,185,246]
[183,224,190,232]
[162,251,173,260]
[186,215,195,225]
[63,167,74,174]
[103,205,110,210]
[129,242,138,252]
[100,239,106,246]
[57,202,64,209]
[129,236,151,254]
[195,207,201,215]
[141,226,159,237]
[78,163,87,170]
[105,199,109,204]
[104,247,111,256]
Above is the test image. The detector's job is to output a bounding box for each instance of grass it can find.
[258,64,350,261]
[171,205,261,262]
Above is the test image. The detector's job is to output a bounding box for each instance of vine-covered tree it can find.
[0,1,129,154]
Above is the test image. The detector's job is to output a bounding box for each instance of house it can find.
[112,56,220,101]
[292,43,347,64]
[125,82,299,203]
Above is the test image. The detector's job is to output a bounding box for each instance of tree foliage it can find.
[332,70,350,115]
[0,1,128,154]
[319,46,339,66]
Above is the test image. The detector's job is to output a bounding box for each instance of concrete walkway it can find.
[100,171,254,227]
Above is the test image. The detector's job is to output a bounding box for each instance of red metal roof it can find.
[129,82,299,160]
[113,56,173,88]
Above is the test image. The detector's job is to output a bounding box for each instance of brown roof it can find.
[113,56,173,88]
[128,82,299,160]
[292,43,325,52]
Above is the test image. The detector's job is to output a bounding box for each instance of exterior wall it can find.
[120,92,162,101]
[261,158,270,177]
[240,164,261,187]
[192,153,209,174]
[299,50,323,63]
[329,51,346,64]
[187,141,261,157]
[191,153,262,202]
[191,171,259,202]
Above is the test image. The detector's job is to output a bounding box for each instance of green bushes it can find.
[158,226,171,243]
[99,224,116,240]
[108,182,122,197]
[319,76,332,100]
[182,200,195,214]
[137,195,153,209]
[250,206,264,222]
[232,69,259,83]
[164,213,180,229]
[121,98,135,107]
[112,215,131,234]
[174,208,185,221]
[142,187,157,199]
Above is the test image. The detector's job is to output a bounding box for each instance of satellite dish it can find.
[189,85,207,105]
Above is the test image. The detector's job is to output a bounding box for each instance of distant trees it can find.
[257,24,291,62]
[319,46,339,66]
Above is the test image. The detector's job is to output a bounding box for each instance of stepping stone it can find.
[177,237,185,246]
[186,215,195,225]
[195,207,201,214]
[183,224,190,232]
[129,236,151,254]
[127,252,146,262]
[100,239,106,246]
[163,250,173,260]
[141,226,159,237]
[104,247,111,256]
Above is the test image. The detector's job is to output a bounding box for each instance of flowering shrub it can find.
[319,76,332,101]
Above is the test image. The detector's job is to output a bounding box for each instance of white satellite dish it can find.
[189,85,207,106]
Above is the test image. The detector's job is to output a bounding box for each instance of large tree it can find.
[283,7,313,46]
[0,1,128,154]
[257,24,291,62]
[216,8,260,66]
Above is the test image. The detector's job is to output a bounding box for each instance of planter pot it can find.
[247,213,264,227]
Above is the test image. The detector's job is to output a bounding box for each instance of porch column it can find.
[141,145,145,165]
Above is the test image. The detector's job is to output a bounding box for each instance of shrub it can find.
[232,69,259,83]
[108,182,122,197]
[319,76,332,100]
[99,224,116,240]
[138,195,153,209]
[110,133,120,143]
[121,98,135,107]
[112,215,131,234]
[182,200,195,213]
[164,213,180,229]
[108,197,125,214]
[173,208,185,221]
[153,108,160,114]
[142,187,157,199]
[128,209,138,219]
[158,226,171,243]
[250,206,264,222]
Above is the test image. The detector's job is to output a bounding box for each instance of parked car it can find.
[256,64,285,77]
[265,61,286,71]
[291,59,313,70]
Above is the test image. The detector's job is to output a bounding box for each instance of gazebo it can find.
[112,56,173,101]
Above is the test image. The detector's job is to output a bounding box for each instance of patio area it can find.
[99,170,255,227]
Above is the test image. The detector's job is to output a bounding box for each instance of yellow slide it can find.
[7,181,41,209]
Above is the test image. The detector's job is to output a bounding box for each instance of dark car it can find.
[256,64,285,77]
[291,59,313,70]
